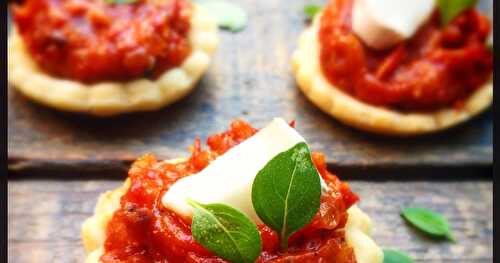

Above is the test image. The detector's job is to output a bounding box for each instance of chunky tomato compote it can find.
[13,0,192,83]
[319,0,492,111]
[101,120,359,263]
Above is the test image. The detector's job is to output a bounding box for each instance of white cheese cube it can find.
[352,0,435,50]
[162,118,324,223]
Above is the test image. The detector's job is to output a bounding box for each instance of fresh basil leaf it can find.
[383,249,415,263]
[304,4,322,20]
[195,0,247,32]
[104,0,137,4]
[252,142,321,249]
[401,207,455,241]
[438,0,477,25]
[188,200,261,263]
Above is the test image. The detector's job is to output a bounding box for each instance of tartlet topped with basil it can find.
[82,118,383,262]
[293,0,492,136]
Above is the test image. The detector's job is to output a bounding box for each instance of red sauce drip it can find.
[319,0,492,111]
[13,0,192,83]
[102,120,359,262]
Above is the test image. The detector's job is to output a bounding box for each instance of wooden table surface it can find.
[7,0,494,262]
[7,0,493,177]
[8,179,493,263]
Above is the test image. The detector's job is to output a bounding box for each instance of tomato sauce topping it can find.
[13,0,192,83]
[101,120,359,263]
[319,0,492,111]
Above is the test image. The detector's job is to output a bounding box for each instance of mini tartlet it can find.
[292,0,492,136]
[8,0,218,116]
[82,119,383,262]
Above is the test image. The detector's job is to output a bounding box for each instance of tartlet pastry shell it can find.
[8,4,218,117]
[292,14,493,136]
[81,159,383,263]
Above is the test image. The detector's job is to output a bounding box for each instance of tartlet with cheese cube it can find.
[82,118,383,263]
[8,0,218,116]
[292,0,493,136]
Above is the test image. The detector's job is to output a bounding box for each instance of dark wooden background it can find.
[7,0,493,262]
[7,0,493,177]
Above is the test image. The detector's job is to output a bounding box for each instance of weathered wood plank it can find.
[7,0,493,176]
[8,179,493,263]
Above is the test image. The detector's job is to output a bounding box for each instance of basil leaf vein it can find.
[438,0,477,25]
[252,142,321,249]
[401,207,455,241]
[383,249,415,263]
[188,200,262,263]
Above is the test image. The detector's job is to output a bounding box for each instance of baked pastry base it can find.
[292,14,493,136]
[81,159,383,263]
[8,4,218,117]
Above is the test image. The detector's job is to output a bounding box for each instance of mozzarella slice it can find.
[352,0,435,50]
[162,118,324,223]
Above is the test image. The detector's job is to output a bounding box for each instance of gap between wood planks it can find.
[8,157,492,180]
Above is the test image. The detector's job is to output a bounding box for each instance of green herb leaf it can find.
[401,207,455,241]
[104,0,137,4]
[195,0,247,32]
[188,200,261,263]
[438,0,477,25]
[383,249,415,263]
[304,4,322,20]
[252,142,321,249]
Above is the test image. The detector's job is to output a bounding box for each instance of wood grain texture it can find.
[7,0,493,176]
[7,179,492,262]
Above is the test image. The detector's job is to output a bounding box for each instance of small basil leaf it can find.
[401,207,455,241]
[438,0,477,25]
[304,4,322,20]
[383,249,415,263]
[195,0,247,32]
[252,142,321,249]
[188,200,261,263]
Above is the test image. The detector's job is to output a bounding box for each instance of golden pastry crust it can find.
[8,4,218,117]
[292,14,493,136]
[81,158,383,263]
